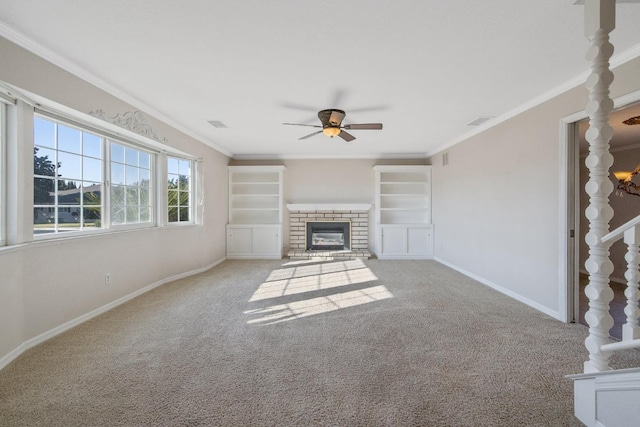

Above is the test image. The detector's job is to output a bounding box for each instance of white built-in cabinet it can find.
[227,166,285,259]
[373,165,433,259]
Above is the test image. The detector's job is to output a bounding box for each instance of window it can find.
[167,156,193,223]
[33,116,103,234]
[110,142,153,225]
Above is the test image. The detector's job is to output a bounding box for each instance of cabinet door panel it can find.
[407,227,431,255]
[252,227,280,255]
[227,228,253,255]
[381,227,407,255]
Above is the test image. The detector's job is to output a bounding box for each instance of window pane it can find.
[179,191,189,206]
[179,207,189,222]
[179,160,190,175]
[140,207,151,222]
[111,185,125,207]
[125,166,139,185]
[111,163,125,185]
[111,143,124,163]
[83,157,102,182]
[126,187,138,205]
[139,188,150,206]
[34,178,55,204]
[57,181,81,205]
[57,152,82,180]
[83,207,101,228]
[82,183,102,205]
[168,189,178,207]
[139,152,150,169]
[168,207,178,222]
[111,206,125,225]
[125,147,138,166]
[58,124,82,154]
[139,169,151,187]
[178,175,189,191]
[34,147,57,177]
[34,117,55,148]
[57,207,80,225]
[126,206,139,223]
[168,157,179,175]
[168,175,178,189]
[34,208,55,233]
[83,133,102,159]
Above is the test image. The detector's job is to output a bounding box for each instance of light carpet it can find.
[1,259,639,426]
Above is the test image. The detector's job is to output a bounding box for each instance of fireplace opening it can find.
[306,221,350,251]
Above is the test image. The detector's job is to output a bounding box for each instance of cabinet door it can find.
[407,227,431,255]
[227,227,253,255]
[252,227,280,256]
[380,227,407,255]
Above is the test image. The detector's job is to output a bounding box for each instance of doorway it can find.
[566,95,640,338]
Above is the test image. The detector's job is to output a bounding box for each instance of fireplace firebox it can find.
[306,221,350,251]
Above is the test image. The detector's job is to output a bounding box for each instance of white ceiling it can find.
[1,1,640,159]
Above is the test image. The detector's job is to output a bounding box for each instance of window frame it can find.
[0,102,6,246]
[108,139,156,230]
[33,114,106,237]
[166,155,195,225]
[31,113,166,240]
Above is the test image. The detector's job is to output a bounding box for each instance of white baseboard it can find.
[0,257,226,371]
[434,257,562,321]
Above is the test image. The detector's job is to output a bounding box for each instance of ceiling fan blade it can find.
[283,123,322,128]
[338,130,356,142]
[343,123,383,130]
[279,102,320,112]
[329,110,346,126]
[299,130,323,140]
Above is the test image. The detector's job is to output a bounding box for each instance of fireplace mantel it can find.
[287,203,372,211]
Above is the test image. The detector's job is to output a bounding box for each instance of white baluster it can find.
[623,227,640,341]
[583,0,616,373]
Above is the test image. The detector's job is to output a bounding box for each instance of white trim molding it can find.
[287,203,372,211]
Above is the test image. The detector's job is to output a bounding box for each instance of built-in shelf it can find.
[227,166,285,259]
[374,165,433,259]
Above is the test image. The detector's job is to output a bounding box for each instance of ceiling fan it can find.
[283,109,383,142]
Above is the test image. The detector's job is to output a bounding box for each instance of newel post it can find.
[623,226,640,341]
[583,0,616,373]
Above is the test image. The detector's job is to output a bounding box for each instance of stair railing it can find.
[599,214,640,354]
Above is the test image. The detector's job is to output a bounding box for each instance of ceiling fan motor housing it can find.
[318,109,346,127]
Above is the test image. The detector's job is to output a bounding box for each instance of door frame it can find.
[560,89,640,323]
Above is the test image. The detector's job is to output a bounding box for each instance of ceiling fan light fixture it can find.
[322,127,341,138]
[623,116,640,126]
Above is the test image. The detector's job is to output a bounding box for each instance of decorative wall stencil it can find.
[88,109,169,144]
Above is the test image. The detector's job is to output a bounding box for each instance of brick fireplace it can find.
[287,203,371,260]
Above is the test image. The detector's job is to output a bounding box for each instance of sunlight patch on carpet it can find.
[244,285,393,325]
[249,259,378,302]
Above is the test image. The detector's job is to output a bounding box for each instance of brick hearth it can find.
[286,204,371,260]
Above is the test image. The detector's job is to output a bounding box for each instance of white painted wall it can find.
[0,36,229,367]
[429,56,640,320]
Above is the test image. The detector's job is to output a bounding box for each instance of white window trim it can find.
[165,155,197,226]
[0,103,7,246]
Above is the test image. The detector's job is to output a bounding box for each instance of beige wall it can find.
[0,36,230,365]
[429,56,640,319]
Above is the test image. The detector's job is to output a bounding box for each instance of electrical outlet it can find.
[105,273,112,285]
